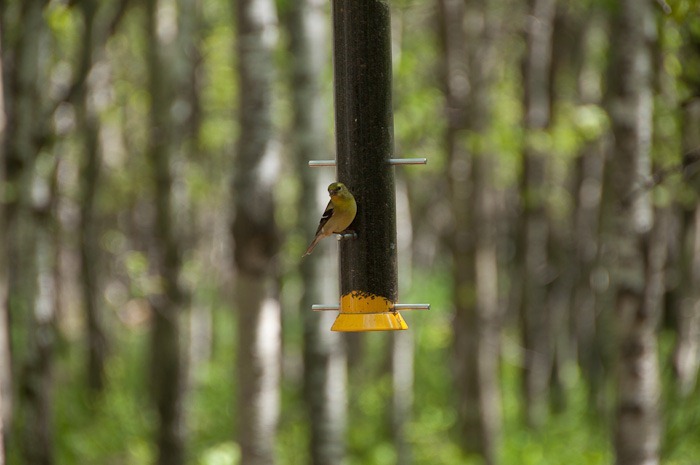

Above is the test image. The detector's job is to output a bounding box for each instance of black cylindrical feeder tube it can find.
[331,0,405,330]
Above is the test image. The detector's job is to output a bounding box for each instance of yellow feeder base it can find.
[331,292,408,332]
[331,312,407,332]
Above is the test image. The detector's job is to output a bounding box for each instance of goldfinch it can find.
[303,182,357,257]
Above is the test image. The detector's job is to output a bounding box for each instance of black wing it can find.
[314,200,334,235]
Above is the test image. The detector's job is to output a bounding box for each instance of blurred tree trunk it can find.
[0,24,6,464]
[438,0,501,462]
[232,1,281,464]
[0,21,10,449]
[284,1,348,464]
[603,0,660,464]
[572,139,607,407]
[436,0,473,450]
[461,0,502,461]
[571,8,614,415]
[391,10,415,465]
[562,12,610,411]
[546,5,579,413]
[390,330,413,465]
[23,208,59,465]
[0,392,3,465]
[672,196,700,396]
[68,0,129,396]
[3,1,55,463]
[146,0,189,463]
[672,19,700,395]
[74,0,107,395]
[174,0,209,380]
[392,178,414,465]
[673,97,700,395]
[518,0,556,429]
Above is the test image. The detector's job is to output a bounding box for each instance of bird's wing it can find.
[314,200,334,236]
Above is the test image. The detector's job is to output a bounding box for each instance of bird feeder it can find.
[309,0,429,332]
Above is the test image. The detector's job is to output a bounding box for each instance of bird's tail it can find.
[303,235,322,257]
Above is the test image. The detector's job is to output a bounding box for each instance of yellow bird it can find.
[303,182,357,257]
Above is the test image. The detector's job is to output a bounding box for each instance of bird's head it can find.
[328,182,348,198]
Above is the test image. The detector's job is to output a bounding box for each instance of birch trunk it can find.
[673,97,700,395]
[232,1,281,464]
[285,1,347,463]
[604,1,660,463]
[392,178,414,465]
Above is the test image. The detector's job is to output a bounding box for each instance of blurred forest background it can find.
[1,0,700,464]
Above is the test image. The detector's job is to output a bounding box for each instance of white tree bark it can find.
[232,1,281,464]
[286,0,348,463]
[605,1,661,464]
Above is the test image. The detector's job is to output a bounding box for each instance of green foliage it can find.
[659,332,700,463]
[200,13,238,156]
[499,347,611,465]
[198,442,240,465]
[45,2,80,55]
[52,332,155,465]
[392,3,445,176]
[21,266,699,465]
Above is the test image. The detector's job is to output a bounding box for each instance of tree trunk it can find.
[391,329,413,465]
[0,391,4,465]
[232,1,281,464]
[564,13,609,411]
[21,214,58,465]
[0,21,11,447]
[235,276,280,465]
[438,0,502,461]
[519,0,556,429]
[672,96,700,396]
[604,1,660,464]
[672,202,700,396]
[569,17,601,399]
[462,0,502,461]
[74,0,108,394]
[392,178,414,465]
[284,1,348,464]
[146,1,188,463]
[572,139,607,407]
[3,1,53,463]
[390,10,416,464]
[436,0,473,449]
[174,0,211,381]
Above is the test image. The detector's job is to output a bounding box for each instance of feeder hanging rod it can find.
[308,158,427,167]
[312,303,431,312]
